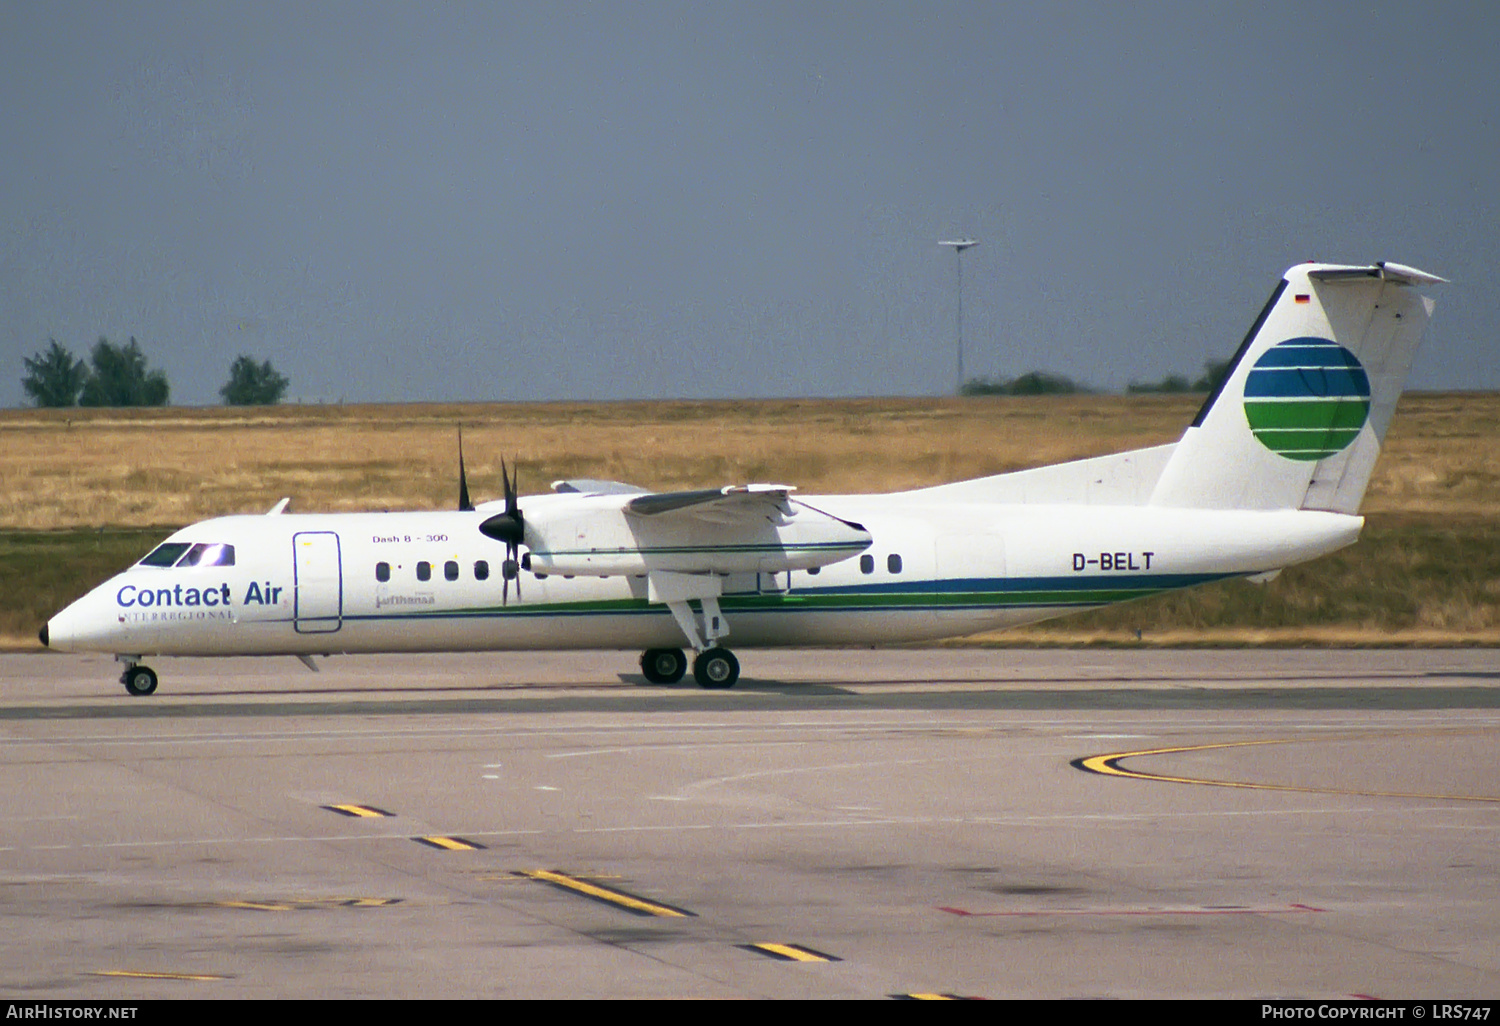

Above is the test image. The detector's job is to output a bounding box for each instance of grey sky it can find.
[3,1,1496,405]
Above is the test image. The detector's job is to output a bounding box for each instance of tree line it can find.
[21,338,289,407]
[961,360,1232,397]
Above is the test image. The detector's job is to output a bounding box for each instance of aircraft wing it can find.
[625,484,796,523]
[551,479,648,495]
[520,482,867,575]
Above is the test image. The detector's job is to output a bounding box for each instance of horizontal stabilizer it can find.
[1307,261,1447,286]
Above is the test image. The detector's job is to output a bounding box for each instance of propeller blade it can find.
[457,428,473,512]
[508,459,521,603]
[503,458,518,514]
[481,458,525,605]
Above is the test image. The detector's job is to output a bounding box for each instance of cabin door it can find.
[293,531,343,633]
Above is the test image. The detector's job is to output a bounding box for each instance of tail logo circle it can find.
[1242,337,1371,461]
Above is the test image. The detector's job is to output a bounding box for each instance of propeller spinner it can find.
[479,459,525,604]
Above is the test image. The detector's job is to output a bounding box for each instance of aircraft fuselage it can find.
[44,498,1361,659]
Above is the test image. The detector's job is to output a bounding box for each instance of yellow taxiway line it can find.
[1074,737,1500,803]
[516,869,694,918]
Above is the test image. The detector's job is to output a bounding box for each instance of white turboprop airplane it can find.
[42,261,1443,696]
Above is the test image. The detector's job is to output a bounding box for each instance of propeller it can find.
[457,428,473,512]
[479,459,525,604]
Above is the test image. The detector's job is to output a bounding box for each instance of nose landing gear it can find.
[119,662,158,696]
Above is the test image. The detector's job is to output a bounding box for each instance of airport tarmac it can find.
[0,648,1495,999]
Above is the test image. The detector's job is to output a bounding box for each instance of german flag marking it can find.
[892,993,978,1001]
[740,942,840,963]
[323,804,393,818]
[1072,736,1500,803]
[93,970,227,981]
[415,836,486,851]
[514,870,694,918]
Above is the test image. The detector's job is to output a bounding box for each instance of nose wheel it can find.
[121,665,158,696]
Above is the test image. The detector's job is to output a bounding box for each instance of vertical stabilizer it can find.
[1149,262,1442,513]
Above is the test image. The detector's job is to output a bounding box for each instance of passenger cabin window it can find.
[138,542,191,567]
[444,560,459,581]
[887,554,902,574]
[376,562,390,583]
[860,554,874,574]
[416,561,431,582]
[474,560,489,581]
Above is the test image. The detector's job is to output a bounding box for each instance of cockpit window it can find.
[137,542,236,568]
[176,543,235,568]
[138,542,192,567]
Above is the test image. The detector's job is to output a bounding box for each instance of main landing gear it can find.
[119,661,158,696]
[692,647,739,689]
[638,575,743,689]
[639,645,741,689]
[641,647,687,684]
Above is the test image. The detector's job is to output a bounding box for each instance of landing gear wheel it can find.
[121,665,158,697]
[692,647,739,690]
[640,648,687,685]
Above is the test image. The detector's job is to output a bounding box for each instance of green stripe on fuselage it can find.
[351,576,1224,624]
[537,542,865,558]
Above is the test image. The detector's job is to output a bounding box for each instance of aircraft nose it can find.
[41,591,122,654]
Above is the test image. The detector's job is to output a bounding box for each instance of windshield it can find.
[177,543,235,567]
[135,542,236,568]
[137,542,191,567]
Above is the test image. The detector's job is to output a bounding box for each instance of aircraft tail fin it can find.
[1148,261,1443,513]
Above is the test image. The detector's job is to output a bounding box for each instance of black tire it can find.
[692,647,739,689]
[640,648,687,684]
[122,665,158,697]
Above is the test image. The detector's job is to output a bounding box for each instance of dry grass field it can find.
[3,393,1496,648]
[2,392,1495,526]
